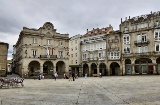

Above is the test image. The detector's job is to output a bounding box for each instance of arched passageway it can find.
[43,61,53,75]
[110,62,120,75]
[135,58,153,74]
[99,63,107,76]
[28,61,40,76]
[156,57,160,74]
[91,63,97,75]
[56,61,65,76]
[125,59,132,75]
[83,63,89,76]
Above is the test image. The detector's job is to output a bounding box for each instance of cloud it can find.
[0,0,160,60]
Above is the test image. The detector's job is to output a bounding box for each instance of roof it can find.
[82,26,112,38]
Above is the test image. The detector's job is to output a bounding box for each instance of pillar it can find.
[89,66,91,77]
[132,64,135,75]
[153,64,157,74]
[97,66,99,76]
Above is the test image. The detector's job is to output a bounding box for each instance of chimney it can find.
[129,16,130,19]
[109,24,111,27]
[151,11,152,14]
[121,18,122,23]
[87,29,88,33]
[93,28,94,30]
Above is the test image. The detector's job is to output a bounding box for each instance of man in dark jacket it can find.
[72,72,75,81]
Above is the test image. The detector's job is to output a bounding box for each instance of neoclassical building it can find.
[13,22,69,78]
[120,11,160,75]
[80,26,113,76]
[0,42,9,77]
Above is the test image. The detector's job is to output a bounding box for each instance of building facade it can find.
[80,26,113,77]
[106,30,122,76]
[120,11,160,75]
[0,42,9,77]
[13,22,69,78]
[69,34,82,76]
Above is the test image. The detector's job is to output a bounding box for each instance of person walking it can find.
[72,72,75,81]
[64,73,66,79]
[69,71,72,81]
[99,72,102,78]
[54,72,58,81]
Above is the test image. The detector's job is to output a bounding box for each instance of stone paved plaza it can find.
[1,76,160,105]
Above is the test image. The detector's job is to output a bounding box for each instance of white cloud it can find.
[0,0,160,60]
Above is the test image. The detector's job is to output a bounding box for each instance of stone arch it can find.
[125,59,132,75]
[135,58,153,74]
[156,57,160,74]
[83,63,89,76]
[28,60,40,76]
[110,62,120,76]
[99,63,107,76]
[91,63,97,75]
[56,61,65,76]
[43,61,54,75]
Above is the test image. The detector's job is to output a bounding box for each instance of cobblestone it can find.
[1,75,160,105]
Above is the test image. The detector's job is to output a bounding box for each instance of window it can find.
[123,35,130,44]
[155,44,160,51]
[76,53,77,57]
[75,47,77,50]
[108,52,120,59]
[71,54,73,57]
[137,34,147,42]
[33,50,37,58]
[154,30,160,40]
[142,35,146,42]
[75,40,77,44]
[137,47,142,53]
[59,51,63,57]
[59,41,62,46]
[47,39,50,45]
[124,47,130,53]
[33,38,37,44]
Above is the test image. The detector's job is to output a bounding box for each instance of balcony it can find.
[152,51,160,57]
[134,39,150,46]
[40,55,57,60]
[122,53,134,58]
[88,57,98,61]
[134,52,151,57]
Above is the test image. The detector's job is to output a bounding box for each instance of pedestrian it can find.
[64,73,66,79]
[99,72,102,78]
[72,72,75,81]
[75,73,78,79]
[54,72,58,81]
[69,71,72,81]
[85,73,87,79]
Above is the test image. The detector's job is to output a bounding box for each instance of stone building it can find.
[120,11,160,75]
[106,30,122,76]
[0,42,9,77]
[80,26,113,77]
[13,22,69,78]
[69,34,82,77]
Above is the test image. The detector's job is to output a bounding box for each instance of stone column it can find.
[132,64,135,75]
[153,64,157,74]
[40,66,43,74]
[89,66,91,77]
[97,66,99,76]
[120,66,123,76]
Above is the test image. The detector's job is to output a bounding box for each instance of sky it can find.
[0,0,160,60]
